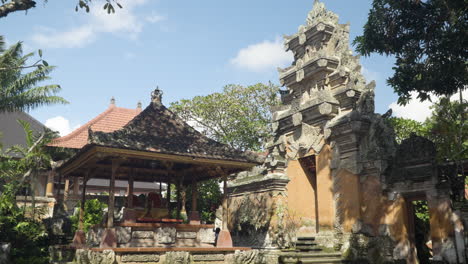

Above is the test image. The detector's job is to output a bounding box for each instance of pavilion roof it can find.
[49,100,141,149]
[86,98,263,165]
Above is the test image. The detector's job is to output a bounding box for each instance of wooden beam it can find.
[95,146,257,168]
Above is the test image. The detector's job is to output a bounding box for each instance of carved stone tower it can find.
[228,2,463,263]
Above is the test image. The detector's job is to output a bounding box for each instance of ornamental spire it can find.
[151,86,163,104]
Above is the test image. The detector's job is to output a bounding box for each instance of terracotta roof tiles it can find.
[49,105,140,149]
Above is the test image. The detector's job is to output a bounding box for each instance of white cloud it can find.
[146,12,166,23]
[389,90,468,122]
[361,66,380,83]
[45,116,80,136]
[32,0,165,48]
[230,38,293,72]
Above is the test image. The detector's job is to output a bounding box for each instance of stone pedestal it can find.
[100,228,117,248]
[216,230,233,247]
[72,230,86,248]
[122,208,137,224]
[189,211,201,225]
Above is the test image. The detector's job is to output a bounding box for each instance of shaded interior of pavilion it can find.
[53,88,261,249]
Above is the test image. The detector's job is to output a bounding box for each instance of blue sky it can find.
[1,0,437,135]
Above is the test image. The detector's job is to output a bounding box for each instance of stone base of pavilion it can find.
[64,222,253,264]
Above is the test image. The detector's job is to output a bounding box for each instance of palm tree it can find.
[0,35,68,112]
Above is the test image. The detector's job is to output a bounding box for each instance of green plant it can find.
[0,183,50,264]
[71,199,107,233]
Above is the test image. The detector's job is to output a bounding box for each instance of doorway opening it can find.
[407,196,431,264]
[299,155,318,233]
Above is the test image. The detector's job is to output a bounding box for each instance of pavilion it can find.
[56,88,262,249]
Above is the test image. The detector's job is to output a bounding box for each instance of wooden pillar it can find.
[56,172,63,202]
[189,177,200,224]
[181,183,187,219]
[217,170,233,247]
[166,179,171,209]
[73,177,80,197]
[176,178,181,220]
[127,170,134,208]
[222,174,228,230]
[63,178,70,202]
[45,170,55,197]
[73,171,89,247]
[107,160,120,228]
[78,176,88,231]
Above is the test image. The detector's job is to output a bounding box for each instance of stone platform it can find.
[86,223,217,248]
[73,247,258,264]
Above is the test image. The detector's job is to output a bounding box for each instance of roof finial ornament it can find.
[151,86,163,104]
[137,101,142,110]
[110,96,116,106]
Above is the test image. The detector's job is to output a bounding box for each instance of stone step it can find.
[297,236,316,241]
[296,240,318,245]
[300,258,344,264]
[296,246,322,251]
[281,252,342,258]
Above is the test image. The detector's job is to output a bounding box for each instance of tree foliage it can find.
[170,83,280,151]
[0,36,68,112]
[70,199,107,233]
[354,0,467,104]
[0,121,56,264]
[0,0,122,18]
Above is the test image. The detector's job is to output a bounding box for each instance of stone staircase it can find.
[279,237,345,264]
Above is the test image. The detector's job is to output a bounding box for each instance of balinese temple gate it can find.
[227,1,466,264]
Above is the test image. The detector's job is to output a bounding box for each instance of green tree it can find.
[387,117,429,144]
[354,0,467,105]
[170,83,280,223]
[425,97,467,164]
[0,36,68,112]
[0,120,56,264]
[0,0,122,18]
[170,83,280,151]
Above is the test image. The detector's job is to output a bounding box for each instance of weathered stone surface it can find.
[133,231,154,239]
[125,239,155,248]
[198,228,216,244]
[176,232,197,239]
[75,249,116,264]
[155,227,176,244]
[121,253,160,262]
[86,227,104,247]
[163,251,190,264]
[192,254,225,261]
[116,227,131,244]
[233,250,263,264]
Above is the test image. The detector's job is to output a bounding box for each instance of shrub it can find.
[70,199,107,233]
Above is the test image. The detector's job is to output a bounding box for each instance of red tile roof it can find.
[49,104,141,149]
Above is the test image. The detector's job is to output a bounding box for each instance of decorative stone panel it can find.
[192,254,225,261]
[176,232,197,239]
[198,228,216,244]
[155,227,176,244]
[116,227,131,244]
[132,231,154,239]
[121,253,160,262]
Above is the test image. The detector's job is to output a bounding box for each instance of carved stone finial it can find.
[151,86,163,104]
[306,0,338,26]
[110,97,116,106]
[137,101,142,110]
